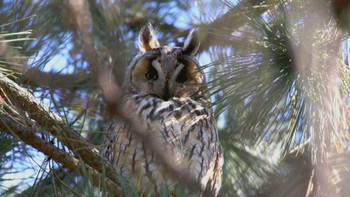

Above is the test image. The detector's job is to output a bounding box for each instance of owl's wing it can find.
[103,117,123,162]
[175,105,223,197]
[103,115,172,191]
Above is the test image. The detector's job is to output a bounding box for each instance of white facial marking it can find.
[173,63,185,81]
[151,60,162,74]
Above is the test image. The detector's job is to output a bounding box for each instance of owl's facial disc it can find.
[149,58,203,100]
[130,47,203,101]
[149,59,171,100]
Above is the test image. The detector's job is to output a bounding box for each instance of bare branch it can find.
[24,68,90,89]
[64,0,122,117]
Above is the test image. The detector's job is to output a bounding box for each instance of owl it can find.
[103,23,223,197]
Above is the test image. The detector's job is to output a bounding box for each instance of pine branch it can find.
[22,0,269,90]
[196,0,269,53]
[0,72,119,195]
[0,69,202,195]
[0,111,119,196]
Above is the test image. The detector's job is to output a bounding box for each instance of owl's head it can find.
[123,23,204,101]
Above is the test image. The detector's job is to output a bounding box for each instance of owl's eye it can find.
[176,67,187,83]
[145,65,158,80]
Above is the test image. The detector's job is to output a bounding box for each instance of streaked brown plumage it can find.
[103,23,223,197]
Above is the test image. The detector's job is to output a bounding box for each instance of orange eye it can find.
[176,67,187,83]
[145,66,158,80]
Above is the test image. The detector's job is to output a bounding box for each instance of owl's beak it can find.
[162,88,170,101]
[152,87,171,101]
[160,76,171,101]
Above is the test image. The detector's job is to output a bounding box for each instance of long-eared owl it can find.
[103,23,223,197]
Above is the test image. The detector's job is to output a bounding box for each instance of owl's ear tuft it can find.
[182,29,200,55]
[139,23,160,52]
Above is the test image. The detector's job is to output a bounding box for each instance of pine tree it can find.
[1,0,349,196]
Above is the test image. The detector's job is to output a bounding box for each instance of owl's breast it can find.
[126,94,215,144]
[127,95,218,163]
[110,93,222,196]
